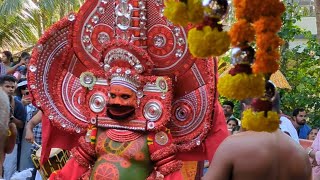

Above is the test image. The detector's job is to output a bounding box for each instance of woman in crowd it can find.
[227,118,239,131]
[308,128,319,141]
[0,51,26,76]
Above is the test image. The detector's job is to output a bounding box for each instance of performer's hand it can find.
[25,126,35,143]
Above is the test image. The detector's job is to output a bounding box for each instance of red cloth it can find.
[41,117,83,164]
[49,158,89,180]
[177,101,228,162]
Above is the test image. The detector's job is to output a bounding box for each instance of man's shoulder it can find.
[14,97,24,107]
[301,124,311,131]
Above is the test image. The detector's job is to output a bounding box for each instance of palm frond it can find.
[0,0,25,16]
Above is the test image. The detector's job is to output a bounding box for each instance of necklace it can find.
[105,129,144,142]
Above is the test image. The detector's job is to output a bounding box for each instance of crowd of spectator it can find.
[0,50,42,180]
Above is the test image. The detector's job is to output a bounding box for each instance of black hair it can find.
[265,81,276,99]
[19,52,30,62]
[292,108,305,117]
[307,127,319,137]
[15,78,27,98]
[227,118,239,126]
[223,101,235,109]
[2,51,13,62]
[0,75,17,85]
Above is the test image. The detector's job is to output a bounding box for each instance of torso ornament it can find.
[92,129,152,180]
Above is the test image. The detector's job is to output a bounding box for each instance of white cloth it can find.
[10,168,33,180]
[279,116,300,144]
[35,171,42,180]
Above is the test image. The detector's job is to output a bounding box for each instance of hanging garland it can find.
[219,0,284,132]
[164,0,231,58]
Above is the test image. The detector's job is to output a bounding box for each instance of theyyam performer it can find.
[27,0,231,179]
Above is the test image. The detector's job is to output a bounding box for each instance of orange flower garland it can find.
[229,19,255,46]
[221,0,285,133]
[253,11,284,74]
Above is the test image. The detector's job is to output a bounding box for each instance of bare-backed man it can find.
[203,81,311,180]
[203,129,311,180]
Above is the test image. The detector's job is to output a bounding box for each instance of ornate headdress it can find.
[28,0,227,160]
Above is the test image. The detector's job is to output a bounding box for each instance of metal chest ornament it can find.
[28,0,228,177]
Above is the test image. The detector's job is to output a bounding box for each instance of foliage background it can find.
[279,2,320,127]
[0,0,84,52]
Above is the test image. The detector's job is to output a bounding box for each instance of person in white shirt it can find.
[279,115,300,144]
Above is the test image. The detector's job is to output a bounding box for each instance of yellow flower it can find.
[188,26,230,58]
[187,0,204,24]
[242,109,280,132]
[218,73,265,100]
[164,0,189,26]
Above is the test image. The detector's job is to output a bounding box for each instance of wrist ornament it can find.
[308,148,313,157]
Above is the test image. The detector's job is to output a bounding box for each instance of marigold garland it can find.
[229,0,285,75]
[254,17,282,34]
[251,1,285,74]
[163,0,203,26]
[163,1,189,26]
[255,33,283,52]
[253,49,280,74]
[233,0,285,22]
[188,26,230,57]
[187,0,204,24]
[229,19,255,46]
[242,109,280,132]
[218,73,265,100]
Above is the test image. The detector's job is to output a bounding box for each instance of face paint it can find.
[106,104,135,120]
[106,85,137,120]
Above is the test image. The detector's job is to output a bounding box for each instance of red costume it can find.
[28,0,228,179]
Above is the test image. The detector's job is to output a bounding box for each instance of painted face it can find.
[308,129,318,141]
[227,120,237,130]
[1,81,16,96]
[106,85,137,120]
[294,111,307,126]
[223,105,233,117]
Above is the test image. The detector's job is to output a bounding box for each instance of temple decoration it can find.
[220,0,285,132]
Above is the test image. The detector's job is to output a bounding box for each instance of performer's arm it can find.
[147,129,183,180]
[49,128,97,180]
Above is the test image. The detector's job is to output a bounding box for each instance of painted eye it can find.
[110,93,116,98]
[121,95,130,99]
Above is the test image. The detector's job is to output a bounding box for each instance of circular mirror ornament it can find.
[156,77,168,93]
[80,72,97,89]
[89,93,106,113]
[143,101,163,122]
